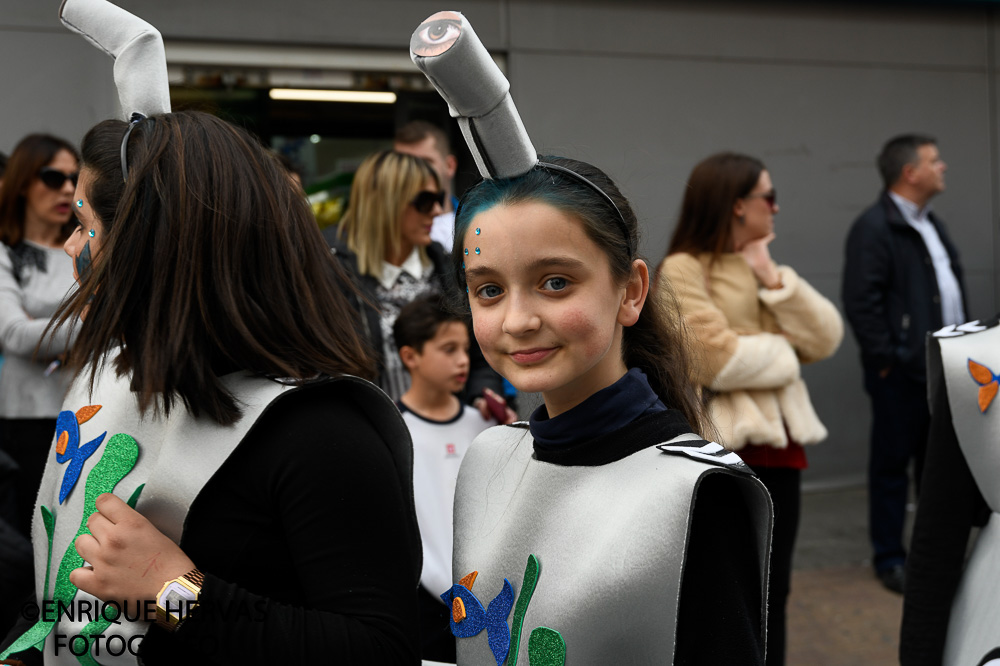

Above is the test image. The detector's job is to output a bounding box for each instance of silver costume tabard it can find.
[449,425,771,665]
[1,364,409,665]
[934,321,1000,666]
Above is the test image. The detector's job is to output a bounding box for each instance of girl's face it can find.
[64,168,105,285]
[24,149,78,228]
[463,200,646,417]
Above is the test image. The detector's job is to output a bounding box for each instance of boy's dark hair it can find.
[878,134,936,189]
[393,293,465,355]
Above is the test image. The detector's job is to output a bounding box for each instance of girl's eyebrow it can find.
[465,256,585,283]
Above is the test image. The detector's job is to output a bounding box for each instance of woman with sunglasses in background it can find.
[331,150,508,409]
[657,152,843,665]
[0,134,80,539]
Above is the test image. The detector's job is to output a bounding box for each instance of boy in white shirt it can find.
[392,294,497,662]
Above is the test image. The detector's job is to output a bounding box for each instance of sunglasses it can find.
[746,189,777,209]
[410,190,445,215]
[38,167,79,190]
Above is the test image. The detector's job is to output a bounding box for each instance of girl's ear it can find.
[618,259,649,327]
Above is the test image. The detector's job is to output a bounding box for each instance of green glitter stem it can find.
[528,627,566,666]
[0,435,139,661]
[30,507,58,652]
[70,483,145,665]
[506,554,540,666]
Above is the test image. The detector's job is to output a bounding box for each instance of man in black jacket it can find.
[842,134,966,594]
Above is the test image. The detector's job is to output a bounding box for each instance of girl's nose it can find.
[501,294,541,336]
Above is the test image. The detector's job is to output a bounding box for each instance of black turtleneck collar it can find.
[528,368,695,466]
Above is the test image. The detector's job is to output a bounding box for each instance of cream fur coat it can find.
[660,252,843,450]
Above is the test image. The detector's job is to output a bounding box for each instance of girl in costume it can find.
[901,316,1000,666]
[0,134,80,539]
[410,12,772,665]
[658,153,843,665]
[0,2,421,664]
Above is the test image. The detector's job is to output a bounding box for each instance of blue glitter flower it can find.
[54,406,107,504]
[440,573,514,666]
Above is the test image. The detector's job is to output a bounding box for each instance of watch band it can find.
[182,568,205,589]
[155,568,203,631]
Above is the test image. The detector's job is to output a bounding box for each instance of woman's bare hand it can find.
[71,493,196,611]
[740,233,782,289]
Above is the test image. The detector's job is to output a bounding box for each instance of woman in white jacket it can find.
[658,152,843,666]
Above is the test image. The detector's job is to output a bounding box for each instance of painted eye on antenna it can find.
[411,12,463,57]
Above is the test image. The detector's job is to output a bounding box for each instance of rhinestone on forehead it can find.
[475,228,481,235]
[464,248,469,256]
[475,247,481,255]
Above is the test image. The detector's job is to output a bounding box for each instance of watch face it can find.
[162,582,195,620]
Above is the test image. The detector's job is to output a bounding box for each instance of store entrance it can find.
[166,50,481,231]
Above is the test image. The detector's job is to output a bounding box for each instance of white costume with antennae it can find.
[410,12,772,664]
[0,3,421,665]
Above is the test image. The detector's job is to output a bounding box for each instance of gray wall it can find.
[2,0,996,485]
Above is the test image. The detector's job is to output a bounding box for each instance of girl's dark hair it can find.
[667,152,765,257]
[453,156,704,433]
[0,134,79,246]
[51,111,376,425]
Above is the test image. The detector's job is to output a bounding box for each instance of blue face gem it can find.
[462,262,465,269]
[475,247,481,255]
[75,200,83,208]
[475,228,481,235]
[88,229,95,238]
[464,248,469,256]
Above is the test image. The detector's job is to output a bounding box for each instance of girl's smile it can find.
[463,200,645,416]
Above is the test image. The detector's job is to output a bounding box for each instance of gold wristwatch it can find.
[155,568,204,631]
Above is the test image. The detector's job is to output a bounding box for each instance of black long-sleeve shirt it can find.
[136,383,421,664]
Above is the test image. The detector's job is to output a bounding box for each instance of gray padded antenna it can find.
[59,0,171,120]
[410,11,536,180]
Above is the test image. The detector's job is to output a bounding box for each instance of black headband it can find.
[120,112,148,182]
[536,162,633,258]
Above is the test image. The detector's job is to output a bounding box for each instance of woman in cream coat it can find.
[659,152,842,666]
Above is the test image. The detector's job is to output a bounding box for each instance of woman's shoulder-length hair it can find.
[338,150,439,280]
[0,133,79,247]
[667,152,764,258]
[53,110,375,425]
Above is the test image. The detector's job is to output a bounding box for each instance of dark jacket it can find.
[326,231,502,403]
[842,191,966,383]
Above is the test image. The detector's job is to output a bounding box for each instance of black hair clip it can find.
[120,112,147,182]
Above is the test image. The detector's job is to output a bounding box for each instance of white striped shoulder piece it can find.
[657,433,755,475]
[933,319,994,338]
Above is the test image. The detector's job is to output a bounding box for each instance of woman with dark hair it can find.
[0,133,80,538]
[331,149,510,414]
[0,111,423,665]
[659,152,843,665]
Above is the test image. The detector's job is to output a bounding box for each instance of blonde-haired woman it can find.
[330,150,503,406]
